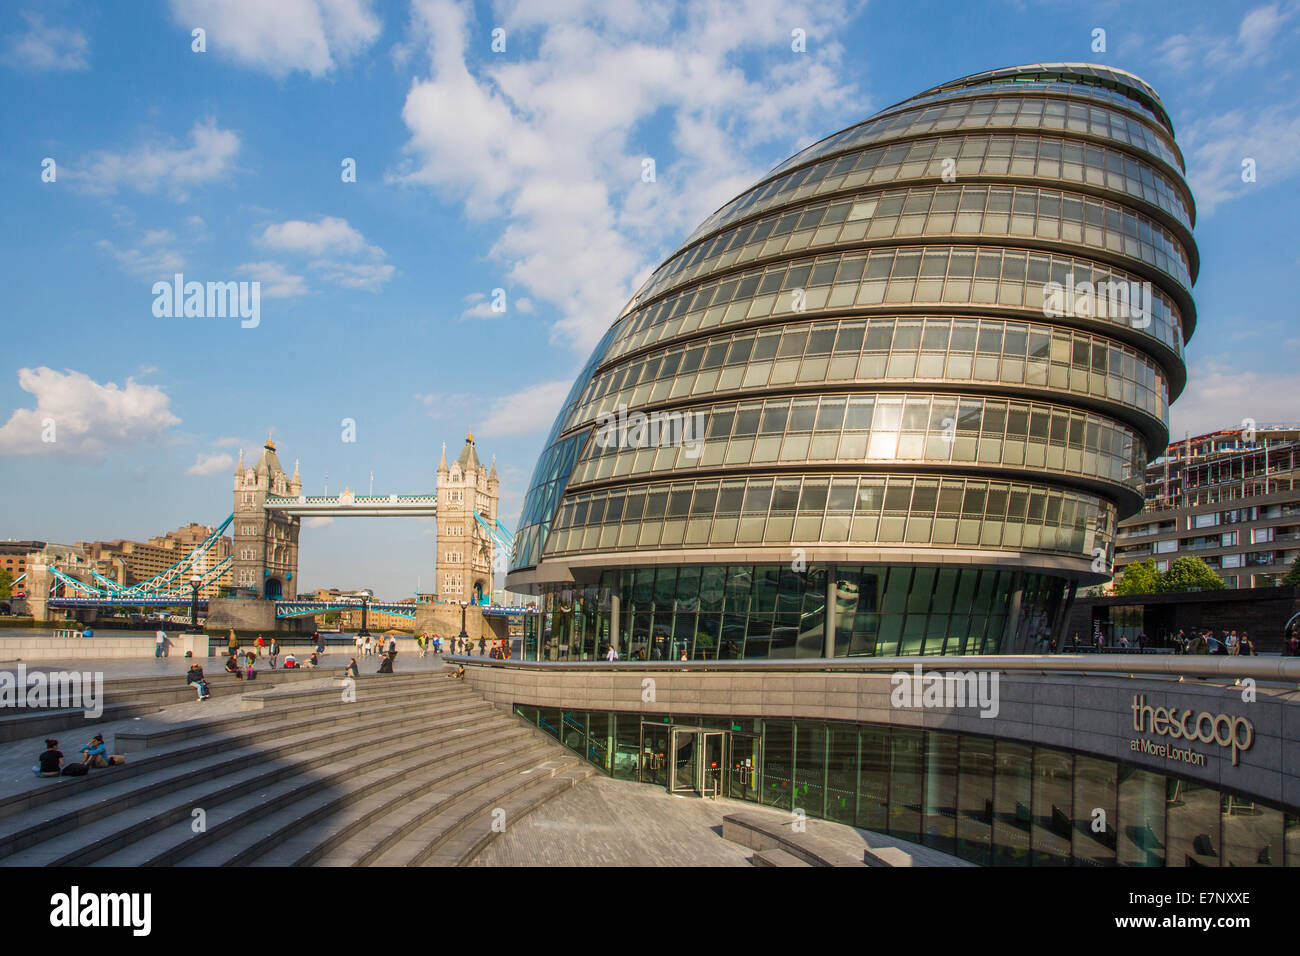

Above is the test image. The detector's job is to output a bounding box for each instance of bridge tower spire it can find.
[231,433,301,600]
[434,429,498,605]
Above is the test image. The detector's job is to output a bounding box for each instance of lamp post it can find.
[358,590,371,639]
[188,574,202,634]
[458,599,469,646]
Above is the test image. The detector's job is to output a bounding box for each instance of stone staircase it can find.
[0,670,591,867]
[0,667,330,744]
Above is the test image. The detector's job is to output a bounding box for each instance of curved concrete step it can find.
[313,741,564,867]
[0,684,481,823]
[116,676,470,750]
[110,718,525,867]
[361,752,586,867]
[0,698,496,865]
[424,765,594,867]
[211,731,541,867]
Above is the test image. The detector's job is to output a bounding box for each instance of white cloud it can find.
[187,452,235,475]
[309,259,396,291]
[1159,3,1296,78]
[96,237,186,277]
[3,12,89,71]
[258,216,369,256]
[392,0,863,351]
[169,0,381,78]
[306,516,335,528]
[73,119,240,200]
[237,261,309,298]
[256,217,395,291]
[0,368,181,459]
[1169,359,1300,438]
[1182,104,1300,214]
[475,379,573,436]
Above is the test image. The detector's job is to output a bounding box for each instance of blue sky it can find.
[1,0,1297,598]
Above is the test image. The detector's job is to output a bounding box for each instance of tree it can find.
[1112,559,1161,596]
[1158,556,1226,593]
[0,568,11,600]
[1282,557,1300,588]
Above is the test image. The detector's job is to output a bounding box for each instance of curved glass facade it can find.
[508,63,1197,659]
[516,706,1296,868]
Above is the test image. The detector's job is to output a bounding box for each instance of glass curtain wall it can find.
[514,705,1293,868]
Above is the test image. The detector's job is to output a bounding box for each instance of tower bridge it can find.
[30,431,517,630]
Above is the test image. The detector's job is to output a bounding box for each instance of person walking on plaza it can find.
[363,634,373,657]
[388,635,398,656]
[255,634,266,659]
[606,644,619,662]
[315,632,325,657]
[478,637,486,657]
[155,629,168,659]
[227,630,238,656]
[269,638,281,668]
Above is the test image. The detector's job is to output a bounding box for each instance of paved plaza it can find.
[471,773,969,867]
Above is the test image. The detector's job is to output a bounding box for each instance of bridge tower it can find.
[435,429,499,604]
[231,436,302,600]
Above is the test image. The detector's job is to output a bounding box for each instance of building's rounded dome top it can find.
[907,63,1171,130]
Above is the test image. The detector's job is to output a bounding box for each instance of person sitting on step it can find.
[34,739,63,777]
[187,663,210,700]
[224,653,244,680]
[376,650,395,674]
[79,734,124,768]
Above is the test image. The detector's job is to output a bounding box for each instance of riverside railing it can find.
[445,653,1300,685]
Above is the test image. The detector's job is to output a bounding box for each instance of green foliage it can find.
[0,567,11,600]
[1112,559,1161,596]
[1282,557,1300,588]
[1157,556,1226,593]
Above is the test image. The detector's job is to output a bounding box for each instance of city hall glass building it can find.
[508,64,1197,662]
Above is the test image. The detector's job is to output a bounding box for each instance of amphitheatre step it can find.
[720,812,866,867]
[310,740,565,867]
[0,669,331,743]
[0,685,485,825]
[359,751,586,867]
[0,696,493,858]
[115,675,471,751]
[191,729,540,867]
[99,718,526,867]
[238,670,446,709]
[422,764,594,867]
[5,701,509,866]
[753,847,813,867]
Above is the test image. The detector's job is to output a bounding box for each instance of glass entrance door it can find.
[727,732,761,802]
[668,728,725,796]
[669,727,700,794]
[640,722,670,787]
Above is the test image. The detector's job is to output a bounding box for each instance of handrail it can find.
[446,653,1300,683]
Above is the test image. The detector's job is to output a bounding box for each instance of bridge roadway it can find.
[263,493,437,517]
